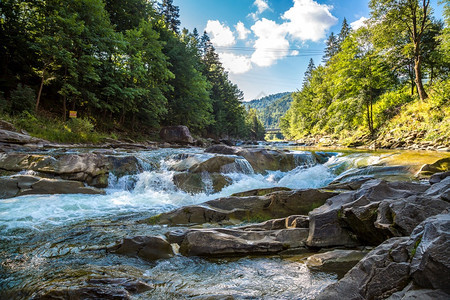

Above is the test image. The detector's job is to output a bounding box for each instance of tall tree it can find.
[323,32,339,63]
[370,0,432,100]
[160,0,180,34]
[338,18,351,45]
[302,58,315,88]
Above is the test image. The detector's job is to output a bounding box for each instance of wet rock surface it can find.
[0,175,105,199]
[316,213,450,300]
[307,180,432,248]
[149,189,337,225]
[306,249,368,276]
[108,235,175,261]
[205,144,314,173]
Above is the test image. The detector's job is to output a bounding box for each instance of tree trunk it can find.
[63,95,67,122]
[36,70,45,113]
[414,48,428,100]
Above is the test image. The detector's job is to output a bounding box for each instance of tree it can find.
[370,0,432,100]
[302,58,315,88]
[160,0,180,34]
[338,18,351,45]
[323,32,339,63]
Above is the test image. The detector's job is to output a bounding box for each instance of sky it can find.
[174,0,445,101]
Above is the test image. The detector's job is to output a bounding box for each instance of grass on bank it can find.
[0,111,162,144]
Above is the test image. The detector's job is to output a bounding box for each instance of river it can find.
[0,145,447,299]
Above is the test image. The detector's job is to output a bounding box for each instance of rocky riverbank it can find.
[1,123,449,299]
[107,173,450,299]
[291,131,450,152]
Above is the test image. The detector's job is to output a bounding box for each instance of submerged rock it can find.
[108,236,174,262]
[35,287,131,300]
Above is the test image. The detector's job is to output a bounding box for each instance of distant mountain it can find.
[244,92,293,129]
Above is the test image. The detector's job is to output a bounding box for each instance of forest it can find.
[281,0,449,146]
[0,0,266,142]
[244,92,293,129]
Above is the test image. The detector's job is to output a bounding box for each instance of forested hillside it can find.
[281,1,449,148]
[245,92,293,129]
[0,0,264,142]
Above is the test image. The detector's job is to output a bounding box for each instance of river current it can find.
[0,145,440,299]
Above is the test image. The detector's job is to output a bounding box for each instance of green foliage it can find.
[281,1,447,144]
[244,92,293,130]
[373,87,413,129]
[10,84,35,114]
[0,0,251,141]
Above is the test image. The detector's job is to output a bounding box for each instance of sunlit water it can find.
[0,147,422,299]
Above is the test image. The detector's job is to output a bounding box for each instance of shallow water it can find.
[0,146,445,299]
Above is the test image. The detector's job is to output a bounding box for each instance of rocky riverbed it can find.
[0,126,449,299]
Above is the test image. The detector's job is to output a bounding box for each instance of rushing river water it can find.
[0,145,446,299]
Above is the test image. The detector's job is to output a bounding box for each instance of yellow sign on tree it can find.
[69,111,77,118]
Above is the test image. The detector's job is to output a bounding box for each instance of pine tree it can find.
[323,32,339,63]
[338,18,351,45]
[160,0,180,34]
[302,58,315,88]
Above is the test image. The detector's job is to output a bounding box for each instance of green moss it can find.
[243,213,271,223]
[410,236,422,258]
[143,214,161,225]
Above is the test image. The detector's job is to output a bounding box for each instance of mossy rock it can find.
[231,187,292,197]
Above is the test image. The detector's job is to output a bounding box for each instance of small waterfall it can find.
[220,157,254,174]
[293,152,317,168]
[201,171,215,195]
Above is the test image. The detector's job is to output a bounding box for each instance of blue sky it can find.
[174,0,444,101]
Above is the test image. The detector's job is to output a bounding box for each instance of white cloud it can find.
[205,20,236,47]
[290,50,299,56]
[235,21,251,40]
[282,0,337,42]
[219,52,253,74]
[251,18,290,67]
[351,17,368,30]
[254,0,269,14]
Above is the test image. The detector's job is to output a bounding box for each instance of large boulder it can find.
[307,180,430,248]
[409,213,450,293]
[306,250,368,276]
[150,189,337,225]
[316,237,411,300]
[0,175,104,199]
[188,155,253,174]
[172,172,231,194]
[315,213,450,300]
[107,156,143,178]
[178,227,309,257]
[159,126,194,144]
[418,157,450,176]
[108,235,174,261]
[205,145,307,173]
[0,152,109,188]
[0,128,48,145]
